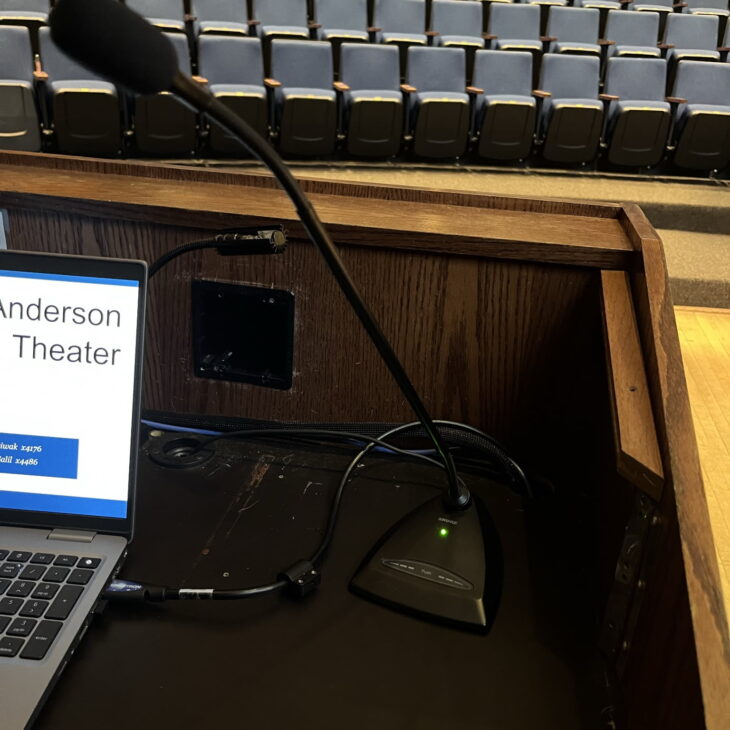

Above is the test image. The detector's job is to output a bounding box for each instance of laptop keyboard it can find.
[0,549,100,661]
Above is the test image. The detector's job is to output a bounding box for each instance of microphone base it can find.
[350,495,503,633]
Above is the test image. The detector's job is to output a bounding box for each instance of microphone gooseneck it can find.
[49,0,178,94]
[48,0,469,510]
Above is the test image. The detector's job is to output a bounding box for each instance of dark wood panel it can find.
[620,205,730,730]
[5,208,598,446]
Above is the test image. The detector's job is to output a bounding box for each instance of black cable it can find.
[107,421,529,603]
[169,72,468,510]
[148,228,286,278]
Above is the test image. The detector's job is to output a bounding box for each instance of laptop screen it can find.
[0,263,142,521]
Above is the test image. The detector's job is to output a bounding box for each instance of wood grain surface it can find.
[622,205,730,730]
[676,307,730,635]
[601,270,664,501]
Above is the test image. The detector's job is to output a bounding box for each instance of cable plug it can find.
[279,560,320,598]
[103,579,169,602]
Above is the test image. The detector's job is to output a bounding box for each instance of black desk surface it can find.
[35,432,605,730]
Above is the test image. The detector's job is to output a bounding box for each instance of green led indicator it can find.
[439,528,449,538]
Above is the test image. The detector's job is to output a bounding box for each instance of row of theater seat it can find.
[1,25,728,171]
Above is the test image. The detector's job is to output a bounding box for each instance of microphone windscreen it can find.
[49,0,178,94]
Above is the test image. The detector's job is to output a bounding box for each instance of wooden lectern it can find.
[0,151,726,729]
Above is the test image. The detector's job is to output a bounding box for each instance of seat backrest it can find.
[340,43,400,91]
[540,53,599,98]
[193,0,247,23]
[376,0,426,34]
[673,60,730,105]
[167,31,191,74]
[430,0,482,38]
[637,0,672,7]
[315,0,368,31]
[488,3,541,42]
[39,26,107,81]
[126,0,184,20]
[683,0,727,9]
[0,25,33,82]
[198,36,263,85]
[270,39,333,88]
[0,0,48,11]
[547,7,600,43]
[252,0,308,27]
[663,13,718,50]
[604,57,667,101]
[406,46,465,92]
[604,9,660,46]
[472,50,532,97]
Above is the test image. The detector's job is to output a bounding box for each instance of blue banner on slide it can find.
[0,432,79,479]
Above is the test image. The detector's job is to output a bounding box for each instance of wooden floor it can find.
[676,306,730,630]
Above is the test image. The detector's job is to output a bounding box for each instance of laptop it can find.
[0,250,147,729]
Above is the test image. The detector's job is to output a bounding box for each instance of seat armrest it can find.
[599,93,620,101]
[333,81,350,92]
[666,96,687,104]
[657,43,675,49]
[482,33,497,40]
[540,36,557,42]
[466,86,484,95]
[308,22,321,29]
[718,46,730,52]
[672,2,687,7]
[368,26,382,33]
[400,83,417,93]
[192,75,208,85]
[184,13,196,22]
[599,39,616,46]
[33,54,48,81]
[532,89,552,98]
[264,78,282,88]
[426,30,439,37]
[248,19,260,26]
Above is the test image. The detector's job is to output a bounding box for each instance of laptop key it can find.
[20,565,46,581]
[30,553,55,565]
[53,555,77,567]
[0,563,22,578]
[0,597,24,615]
[46,586,83,621]
[8,551,32,562]
[20,620,63,660]
[0,550,8,561]
[0,579,10,595]
[32,583,60,601]
[0,636,24,657]
[0,616,9,632]
[20,600,48,618]
[8,581,34,598]
[78,558,101,569]
[67,569,93,586]
[7,618,37,637]
[44,567,70,583]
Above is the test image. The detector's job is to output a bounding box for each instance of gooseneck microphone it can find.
[49,0,468,509]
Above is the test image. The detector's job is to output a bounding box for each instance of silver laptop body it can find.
[0,251,146,730]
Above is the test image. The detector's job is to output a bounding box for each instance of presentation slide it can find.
[0,269,140,519]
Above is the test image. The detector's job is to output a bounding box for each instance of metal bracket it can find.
[599,491,657,674]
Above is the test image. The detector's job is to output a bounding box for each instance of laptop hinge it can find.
[47,528,97,543]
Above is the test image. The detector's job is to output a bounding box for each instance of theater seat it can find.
[338,43,403,157]
[429,0,485,50]
[314,0,370,45]
[38,27,121,156]
[0,26,40,151]
[546,7,601,57]
[472,50,536,160]
[661,13,720,63]
[487,3,544,56]
[603,9,662,59]
[134,33,197,155]
[602,56,670,167]
[671,60,730,169]
[125,0,187,33]
[197,35,268,154]
[249,0,311,42]
[268,39,337,157]
[536,53,603,163]
[194,0,249,37]
[403,46,470,158]
[375,0,428,47]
